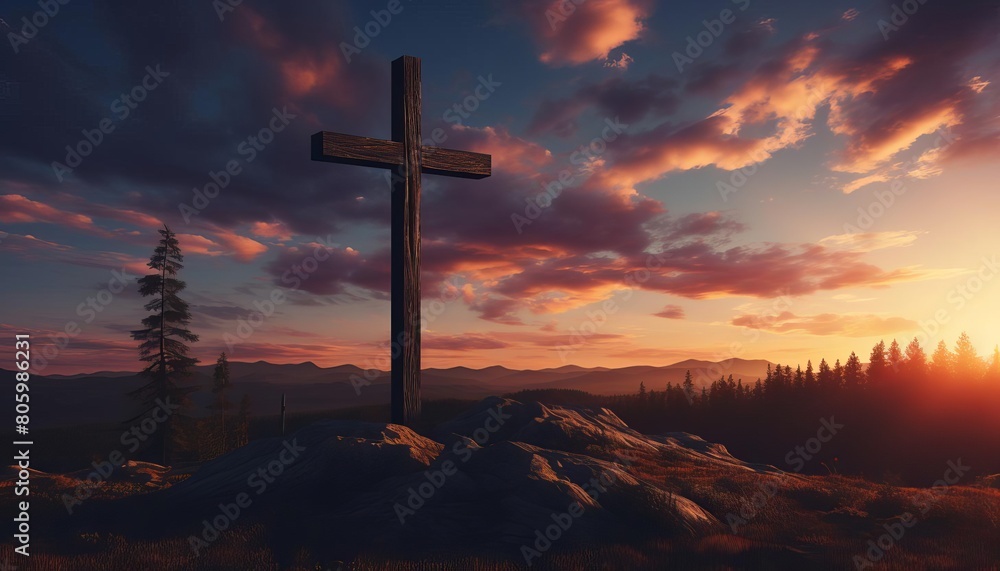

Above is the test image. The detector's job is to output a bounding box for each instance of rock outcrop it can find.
[110,398,786,557]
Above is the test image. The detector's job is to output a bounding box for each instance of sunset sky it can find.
[2,0,999,375]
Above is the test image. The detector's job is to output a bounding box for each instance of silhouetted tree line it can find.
[610,334,1000,485]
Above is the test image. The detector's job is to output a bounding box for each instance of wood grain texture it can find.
[311,132,403,169]
[422,146,492,179]
[390,55,423,425]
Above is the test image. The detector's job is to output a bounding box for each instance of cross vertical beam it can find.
[310,55,491,427]
[391,56,422,425]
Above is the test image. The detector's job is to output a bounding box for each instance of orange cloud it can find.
[731,311,918,337]
[424,333,511,352]
[176,234,225,257]
[449,125,553,177]
[0,192,162,235]
[216,230,268,262]
[235,7,356,110]
[819,231,921,252]
[831,103,961,174]
[1,232,148,274]
[251,221,294,241]
[590,36,972,195]
[178,231,267,262]
[655,305,685,319]
[0,194,99,234]
[519,0,652,65]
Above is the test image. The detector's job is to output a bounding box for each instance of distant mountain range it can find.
[0,358,772,429]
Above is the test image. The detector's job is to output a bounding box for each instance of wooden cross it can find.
[311,56,491,425]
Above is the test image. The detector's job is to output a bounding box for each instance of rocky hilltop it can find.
[12,397,999,569]
[115,397,788,561]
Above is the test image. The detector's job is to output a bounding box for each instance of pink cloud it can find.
[234,6,368,113]
[177,231,267,262]
[0,192,163,238]
[731,311,918,337]
[215,230,268,262]
[250,221,294,241]
[176,234,225,257]
[424,333,511,352]
[446,125,553,177]
[513,0,653,65]
[1,232,149,274]
[49,193,163,229]
[655,305,685,319]
[593,10,998,193]
[462,232,954,323]
[0,194,101,234]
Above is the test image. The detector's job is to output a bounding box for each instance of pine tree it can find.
[832,359,844,388]
[988,346,1000,382]
[764,363,781,395]
[804,360,816,387]
[817,358,832,390]
[904,337,928,380]
[844,352,864,388]
[887,339,903,380]
[931,340,954,380]
[130,225,199,464]
[953,332,985,381]
[212,352,232,454]
[682,370,695,403]
[867,340,888,384]
[638,381,647,401]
